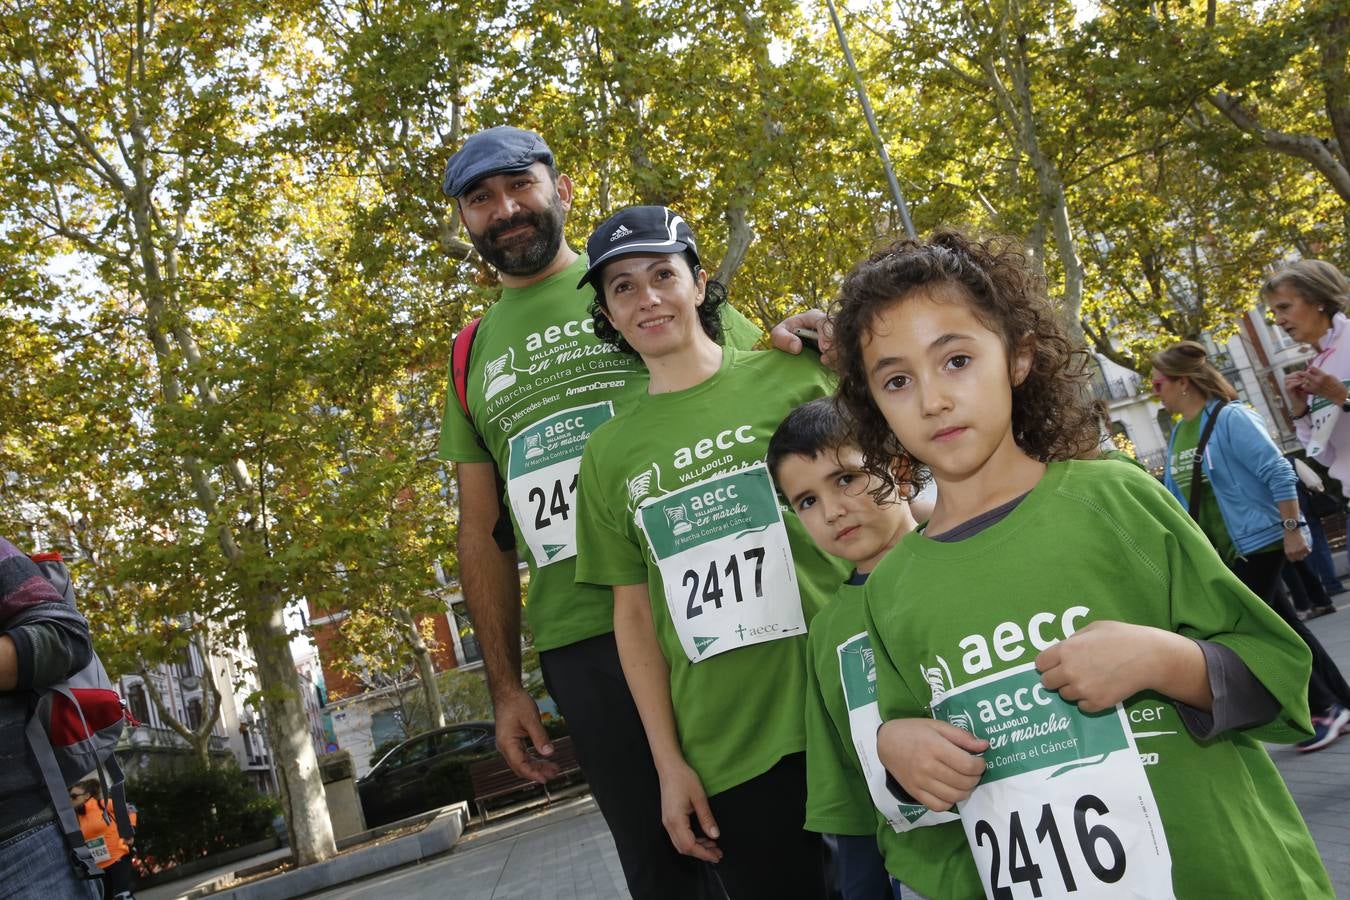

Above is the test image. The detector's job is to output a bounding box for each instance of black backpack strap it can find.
[1188,400,1229,519]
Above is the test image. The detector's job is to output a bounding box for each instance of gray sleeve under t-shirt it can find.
[925,493,1279,738]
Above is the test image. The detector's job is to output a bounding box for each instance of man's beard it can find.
[468,193,567,277]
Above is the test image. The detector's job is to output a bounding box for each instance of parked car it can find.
[356,721,497,827]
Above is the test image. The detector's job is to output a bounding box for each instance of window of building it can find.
[186,697,203,730]
[370,708,407,754]
[451,603,481,666]
[126,683,150,725]
[175,645,194,679]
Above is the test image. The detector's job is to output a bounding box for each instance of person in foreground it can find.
[1152,340,1350,752]
[573,205,846,898]
[0,536,100,899]
[829,231,1331,898]
[768,398,962,900]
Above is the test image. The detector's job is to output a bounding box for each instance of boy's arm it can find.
[803,634,877,835]
[612,583,722,863]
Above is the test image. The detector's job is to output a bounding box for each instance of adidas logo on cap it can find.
[610,224,633,241]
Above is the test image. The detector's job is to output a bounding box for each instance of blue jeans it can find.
[0,821,102,900]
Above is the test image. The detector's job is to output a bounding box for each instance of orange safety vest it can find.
[76,798,136,868]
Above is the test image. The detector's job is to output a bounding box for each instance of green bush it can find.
[129,763,281,869]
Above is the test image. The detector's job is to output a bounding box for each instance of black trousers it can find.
[101,856,133,897]
[540,633,721,900]
[1281,558,1333,613]
[1233,549,1350,714]
[703,753,828,900]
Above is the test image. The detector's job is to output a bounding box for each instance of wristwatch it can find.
[1283,517,1305,531]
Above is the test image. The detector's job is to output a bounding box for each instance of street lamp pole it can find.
[823,0,917,240]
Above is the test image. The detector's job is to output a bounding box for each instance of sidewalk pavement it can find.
[144,597,1350,900]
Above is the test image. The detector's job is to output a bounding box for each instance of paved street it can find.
[305,601,1350,899]
[308,798,630,899]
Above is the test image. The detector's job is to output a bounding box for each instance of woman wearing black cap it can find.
[573,206,845,899]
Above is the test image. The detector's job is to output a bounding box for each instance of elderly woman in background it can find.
[1152,340,1350,751]
[1275,259,1350,484]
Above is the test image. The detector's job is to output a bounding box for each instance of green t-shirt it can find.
[805,578,969,897]
[1168,414,1238,562]
[437,255,762,651]
[805,580,883,836]
[865,459,1329,899]
[574,347,849,796]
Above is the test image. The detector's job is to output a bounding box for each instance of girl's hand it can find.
[657,762,723,863]
[1285,528,1311,562]
[876,717,987,812]
[1036,621,1193,712]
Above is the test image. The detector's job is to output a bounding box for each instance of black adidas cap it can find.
[578,205,702,292]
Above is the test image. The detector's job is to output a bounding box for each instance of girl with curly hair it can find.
[829,231,1330,898]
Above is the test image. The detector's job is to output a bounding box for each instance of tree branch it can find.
[1206,91,1350,204]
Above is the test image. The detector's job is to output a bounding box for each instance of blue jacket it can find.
[1163,399,1298,556]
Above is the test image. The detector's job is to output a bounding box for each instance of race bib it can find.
[838,632,958,832]
[506,402,614,565]
[86,835,110,863]
[1307,391,1346,457]
[932,663,1173,900]
[637,463,805,662]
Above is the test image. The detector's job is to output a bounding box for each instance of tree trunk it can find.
[400,609,445,729]
[244,601,337,867]
[714,205,755,288]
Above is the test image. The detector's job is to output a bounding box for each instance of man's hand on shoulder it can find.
[769,309,834,363]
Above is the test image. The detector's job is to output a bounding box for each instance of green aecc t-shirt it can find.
[574,347,848,796]
[805,579,971,897]
[865,459,1328,899]
[437,255,761,652]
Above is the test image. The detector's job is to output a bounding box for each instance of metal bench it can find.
[468,735,583,823]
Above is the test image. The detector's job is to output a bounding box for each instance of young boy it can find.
[768,399,971,900]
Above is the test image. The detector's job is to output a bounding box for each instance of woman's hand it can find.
[1285,528,1311,562]
[1301,366,1348,405]
[1285,371,1310,417]
[657,761,723,863]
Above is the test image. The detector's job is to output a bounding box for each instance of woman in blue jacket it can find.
[1153,341,1350,751]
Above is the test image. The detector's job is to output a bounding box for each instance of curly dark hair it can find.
[588,251,725,356]
[829,230,1099,499]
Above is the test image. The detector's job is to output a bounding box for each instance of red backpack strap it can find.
[451,317,482,418]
